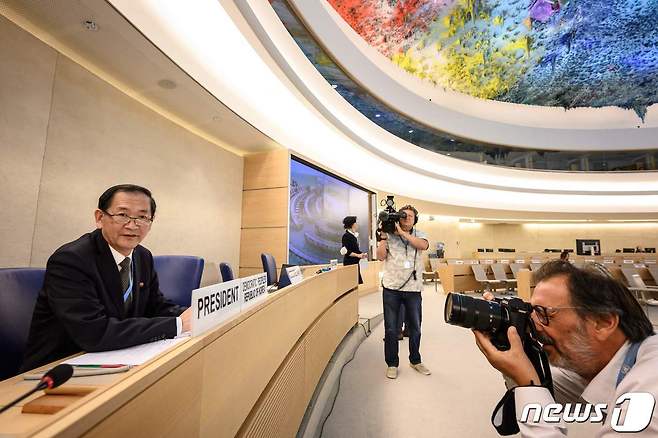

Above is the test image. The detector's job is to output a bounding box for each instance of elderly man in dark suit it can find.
[22,184,191,371]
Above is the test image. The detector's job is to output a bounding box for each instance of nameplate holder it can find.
[330,259,338,270]
[191,279,241,337]
[286,266,304,285]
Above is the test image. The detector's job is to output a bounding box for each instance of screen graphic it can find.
[289,158,370,265]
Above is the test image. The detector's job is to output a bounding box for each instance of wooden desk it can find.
[0,265,359,437]
[437,264,481,294]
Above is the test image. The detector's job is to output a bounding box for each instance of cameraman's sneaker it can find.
[410,362,431,375]
[386,366,398,379]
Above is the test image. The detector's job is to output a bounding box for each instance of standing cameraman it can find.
[377,204,430,379]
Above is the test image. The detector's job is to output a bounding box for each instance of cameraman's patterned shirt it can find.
[382,228,428,292]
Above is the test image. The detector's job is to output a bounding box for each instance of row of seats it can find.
[0,255,245,381]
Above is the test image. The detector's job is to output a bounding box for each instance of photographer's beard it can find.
[536,322,598,379]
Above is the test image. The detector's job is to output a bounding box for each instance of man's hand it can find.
[473,327,540,387]
[180,307,192,333]
[394,222,406,237]
[360,253,368,259]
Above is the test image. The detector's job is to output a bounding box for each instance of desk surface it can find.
[0,265,358,437]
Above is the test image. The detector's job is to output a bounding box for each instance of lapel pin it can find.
[139,282,144,288]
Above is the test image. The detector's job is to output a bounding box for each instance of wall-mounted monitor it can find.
[576,239,601,256]
[289,157,373,265]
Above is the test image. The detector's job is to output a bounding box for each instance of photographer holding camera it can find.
[377,202,430,379]
[468,261,658,436]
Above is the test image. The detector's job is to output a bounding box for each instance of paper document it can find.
[64,337,188,366]
[359,258,368,270]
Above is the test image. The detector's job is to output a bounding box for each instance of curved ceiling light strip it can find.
[289,1,658,151]
[267,0,658,173]
[107,0,658,213]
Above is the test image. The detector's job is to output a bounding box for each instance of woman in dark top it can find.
[341,216,367,284]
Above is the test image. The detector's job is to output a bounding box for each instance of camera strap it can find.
[382,230,418,291]
[490,340,553,435]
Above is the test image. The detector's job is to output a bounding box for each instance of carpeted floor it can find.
[321,284,602,438]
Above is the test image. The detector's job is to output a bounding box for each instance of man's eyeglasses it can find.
[532,305,584,326]
[103,211,153,227]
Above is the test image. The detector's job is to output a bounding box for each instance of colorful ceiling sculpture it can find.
[328,0,658,120]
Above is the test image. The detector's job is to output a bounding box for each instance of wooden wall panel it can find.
[240,228,288,269]
[304,291,358,401]
[242,188,289,228]
[241,150,290,276]
[239,342,305,438]
[243,150,289,190]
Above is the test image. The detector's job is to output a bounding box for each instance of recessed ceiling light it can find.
[331,84,338,89]
[408,129,414,133]
[375,114,381,118]
[83,20,99,32]
[446,153,451,156]
[157,79,177,90]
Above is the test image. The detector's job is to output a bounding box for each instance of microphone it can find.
[0,364,73,414]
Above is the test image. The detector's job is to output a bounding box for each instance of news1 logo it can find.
[520,392,656,432]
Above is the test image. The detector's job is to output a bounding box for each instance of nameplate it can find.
[646,260,657,264]
[623,259,634,264]
[515,259,525,264]
[603,260,614,264]
[483,259,494,264]
[500,259,509,264]
[455,260,464,264]
[240,273,268,311]
[286,266,304,285]
[330,259,338,270]
[191,279,241,337]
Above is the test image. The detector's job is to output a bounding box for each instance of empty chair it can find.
[647,266,658,285]
[153,256,204,307]
[491,264,517,290]
[529,262,543,271]
[471,264,504,292]
[509,263,526,279]
[0,268,45,380]
[620,267,658,314]
[621,267,658,290]
[219,262,235,282]
[261,253,278,286]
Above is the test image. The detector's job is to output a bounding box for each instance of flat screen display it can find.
[289,157,371,265]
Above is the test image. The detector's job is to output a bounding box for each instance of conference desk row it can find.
[0,265,359,437]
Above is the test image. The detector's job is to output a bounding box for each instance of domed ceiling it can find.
[328,0,658,120]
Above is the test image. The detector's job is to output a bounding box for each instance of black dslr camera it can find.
[445,293,553,435]
[444,293,533,350]
[378,195,407,234]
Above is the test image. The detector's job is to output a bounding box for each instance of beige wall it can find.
[415,222,658,259]
[0,16,242,284]
[376,191,658,260]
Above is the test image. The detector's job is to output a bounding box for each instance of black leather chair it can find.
[153,256,204,307]
[219,262,234,282]
[261,253,277,286]
[0,268,45,380]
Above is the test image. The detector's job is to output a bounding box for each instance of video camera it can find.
[377,195,407,234]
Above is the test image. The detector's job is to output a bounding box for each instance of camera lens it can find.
[444,293,504,332]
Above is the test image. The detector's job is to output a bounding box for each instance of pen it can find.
[73,364,126,368]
